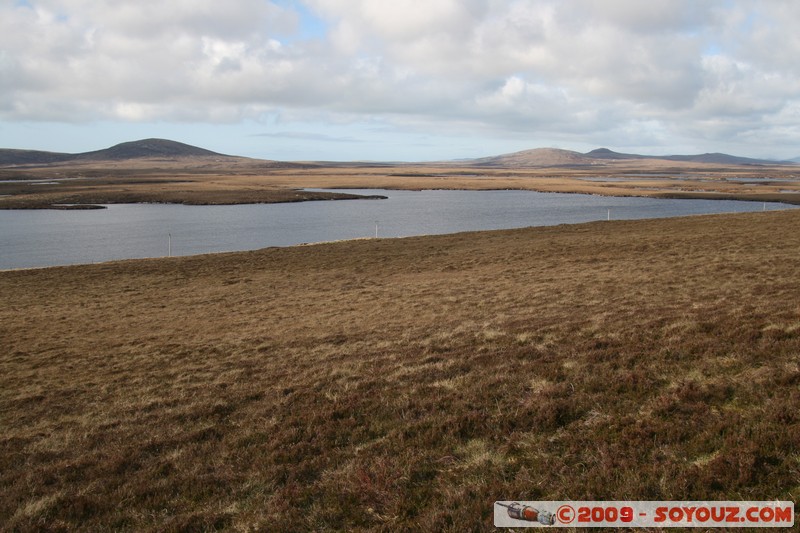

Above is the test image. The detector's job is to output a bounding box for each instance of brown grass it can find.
[2,210,799,531]
[1,157,799,209]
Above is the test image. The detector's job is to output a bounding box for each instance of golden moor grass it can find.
[2,158,800,209]
[2,210,799,531]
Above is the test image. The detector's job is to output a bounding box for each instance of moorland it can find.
[1,139,799,531]
[1,139,799,209]
[2,208,799,530]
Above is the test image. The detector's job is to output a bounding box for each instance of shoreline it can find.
[2,158,800,210]
[0,190,388,210]
[2,207,796,273]
[2,185,800,209]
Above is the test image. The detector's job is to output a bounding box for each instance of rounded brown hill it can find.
[473,147,596,167]
[75,138,227,161]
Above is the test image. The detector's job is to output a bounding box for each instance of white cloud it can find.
[1,0,800,157]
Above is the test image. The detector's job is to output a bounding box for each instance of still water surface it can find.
[0,189,794,269]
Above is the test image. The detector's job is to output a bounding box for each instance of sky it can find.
[1,0,799,161]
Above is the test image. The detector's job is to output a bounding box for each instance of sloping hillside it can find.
[75,139,225,161]
[2,210,799,530]
[0,149,73,166]
[473,147,596,167]
[0,138,229,166]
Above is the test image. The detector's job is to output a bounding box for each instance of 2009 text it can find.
[494,500,795,528]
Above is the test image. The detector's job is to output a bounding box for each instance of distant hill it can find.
[0,149,72,166]
[75,139,225,161]
[584,148,643,160]
[0,138,229,166]
[473,148,596,167]
[467,147,792,167]
[584,148,780,165]
[3,138,794,168]
[659,153,780,165]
